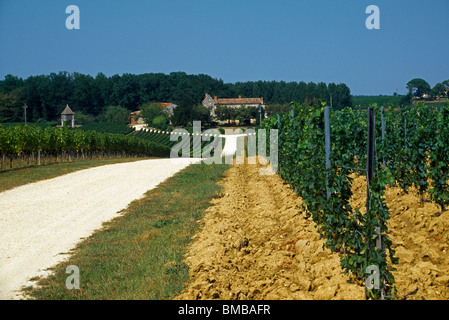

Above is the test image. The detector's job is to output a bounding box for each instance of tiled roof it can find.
[202,94,214,103]
[61,105,75,115]
[203,93,263,105]
[216,97,263,105]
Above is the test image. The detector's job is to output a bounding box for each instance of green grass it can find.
[0,157,152,193]
[78,122,135,135]
[352,95,403,108]
[23,161,230,300]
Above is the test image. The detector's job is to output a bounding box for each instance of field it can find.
[10,155,448,300]
[0,124,170,170]
[129,128,224,158]
[259,102,449,299]
[78,122,135,135]
[18,161,229,300]
[176,159,449,300]
[1,102,449,300]
[352,95,403,108]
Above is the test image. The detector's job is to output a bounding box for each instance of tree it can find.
[172,94,194,126]
[74,111,96,125]
[0,74,24,94]
[95,72,112,112]
[110,73,141,110]
[1,71,355,122]
[190,104,211,127]
[140,102,165,124]
[98,105,130,123]
[72,73,97,115]
[431,83,447,99]
[406,78,431,99]
[265,103,290,116]
[215,105,230,122]
[152,116,169,131]
[442,80,449,98]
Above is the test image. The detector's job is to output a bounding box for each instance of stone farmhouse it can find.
[202,93,265,117]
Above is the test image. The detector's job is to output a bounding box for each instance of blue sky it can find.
[0,0,448,95]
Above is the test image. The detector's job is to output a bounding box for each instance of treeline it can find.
[0,71,352,123]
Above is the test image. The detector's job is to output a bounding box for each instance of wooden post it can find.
[404,108,407,149]
[367,107,375,200]
[367,107,384,299]
[324,106,331,199]
[375,227,381,249]
[381,106,385,168]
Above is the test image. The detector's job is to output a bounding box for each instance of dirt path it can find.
[0,158,201,300]
[176,159,364,300]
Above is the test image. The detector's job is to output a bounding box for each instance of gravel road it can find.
[0,158,201,299]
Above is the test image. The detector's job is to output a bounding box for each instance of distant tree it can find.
[110,73,141,110]
[0,88,24,122]
[190,104,211,127]
[431,83,447,99]
[72,73,98,115]
[0,71,355,121]
[215,106,229,122]
[406,78,431,99]
[98,105,130,123]
[152,115,169,131]
[328,83,352,109]
[442,80,449,98]
[265,103,290,116]
[400,92,413,106]
[215,105,238,123]
[172,94,194,126]
[0,74,24,94]
[240,106,259,122]
[140,102,165,124]
[74,110,96,125]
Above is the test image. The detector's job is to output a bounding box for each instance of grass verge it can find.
[23,161,230,300]
[0,157,154,193]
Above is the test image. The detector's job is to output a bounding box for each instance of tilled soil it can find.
[349,175,449,300]
[176,160,364,300]
[177,160,449,300]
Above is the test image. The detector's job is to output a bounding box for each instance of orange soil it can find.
[176,160,449,300]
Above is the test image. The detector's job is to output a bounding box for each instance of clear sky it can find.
[0,0,448,95]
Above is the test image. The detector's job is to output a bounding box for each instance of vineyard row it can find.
[261,102,449,299]
[0,125,171,169]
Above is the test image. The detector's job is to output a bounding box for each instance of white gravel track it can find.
[220,133,247,158]
[0,158,201,299]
